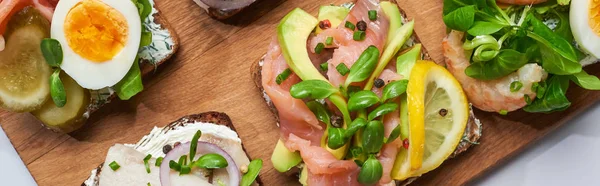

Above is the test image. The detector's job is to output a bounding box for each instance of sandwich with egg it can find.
[251,0,482,185]
[83,112,263,186]
[0,0,178,133]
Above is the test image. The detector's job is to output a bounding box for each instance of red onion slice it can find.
[196,0,256,10]
[160,141,241,186]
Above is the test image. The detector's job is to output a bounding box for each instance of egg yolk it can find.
[591,0,600,36]
[64,0,128,63]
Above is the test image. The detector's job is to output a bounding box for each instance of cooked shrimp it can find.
[443,31,548,112]
[496,0,546,5]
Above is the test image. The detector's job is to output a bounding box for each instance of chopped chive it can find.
[499,110,508,115]
[336,63,350,76]
[189,130,202,164]
[368,10,377,21]
[353,31,366,41]
[325,37,333,45]
[155,157,164,167]
[320,62,328,71]
[109,161,120,171]
[510,81,523,92]
[178,155,188,166]
[143,154,152,173]
[276,68,292,85]
[169,160,181,171]
[524,94,532,105]
[179,165,191,175]
[315,43,325,54]
[345,21,355,30]
[147,183,151,186]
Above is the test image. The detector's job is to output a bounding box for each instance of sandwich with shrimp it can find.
[0,0,178,133]
[442,0,600,114]
[251,0,482,185]
[84,112,262,186]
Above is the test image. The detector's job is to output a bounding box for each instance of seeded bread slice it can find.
[249,3,482,185]
[82,112,261,186]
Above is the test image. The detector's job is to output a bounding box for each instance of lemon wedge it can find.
[391,60,469,180]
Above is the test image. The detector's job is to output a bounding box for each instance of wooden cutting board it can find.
[1,0,599,185]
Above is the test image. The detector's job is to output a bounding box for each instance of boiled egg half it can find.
[571,0,600,59]
[51,0,141,90]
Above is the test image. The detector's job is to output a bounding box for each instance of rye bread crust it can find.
[82,112,261,186]
[249,3,482,184]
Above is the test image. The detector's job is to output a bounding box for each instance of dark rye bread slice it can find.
[82,112,261,186]
[250,2,482,184]
[54,0,179,133]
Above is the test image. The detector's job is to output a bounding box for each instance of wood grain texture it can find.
[1,0,598,186]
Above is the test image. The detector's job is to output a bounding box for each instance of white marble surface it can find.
[475,103,600,186]
[0,125,36,186]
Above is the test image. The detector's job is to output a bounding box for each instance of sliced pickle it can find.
[0,7,51,112]
[32,73,90,133]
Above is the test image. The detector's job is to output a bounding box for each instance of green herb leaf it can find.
[362,121,384,154]
[344,46,379,87]
[49,70,67,107]
[467,21,505,36]
[345,118,367,139]
[143,154,152,173]
[137,0,152,20]
[386,125,401,144]
[109,161,120,171]
[189,130,202,163]
[443,5,476,32]
[348,90,380,111]
[114,57,144,100]
[524,75,571,113]
[290,80,338,99]
[381,80,409,102]
[465,49,528,80]
[569,71,600,90]
[140,31,152,48]
[40,38,63,68]
[526,14,578,63]
[320,62,328,71]
[169,160,181,171]
[194,153,229,169]
[350,146,363,158]
[327,128,347,149]
[240,159,263,186]
[368,103,398,121]
[358,155,383,184]
[306,101,331,125]
[538,44,582,75]
[155,157,163,167]
[179,165,191,175]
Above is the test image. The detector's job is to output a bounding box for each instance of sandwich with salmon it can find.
[0,0,178,133]
[84,112,262,186]
[251,0,482,185]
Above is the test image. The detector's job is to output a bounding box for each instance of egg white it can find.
[51,0,142,90]
[571,0,600,59]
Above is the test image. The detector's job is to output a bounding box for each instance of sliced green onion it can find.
[179,165,191,175]
[147,183,151,186]
[325,37,333,45]
[276,68,292,85]
[499,110,508,115]
[109,161,120,171]
[353,31,366,41]
[178,155,188,166]
[169,160,181,171]
[315,43,325,54]
[143,154,152,173]
[368,10,377,21]
[524,94,532,105]
[345,21,355,30]
[336,63,350,76]
[155,157,163,167]
[510,81,523,92]
[189,130,202,163]
[320,62,328,71]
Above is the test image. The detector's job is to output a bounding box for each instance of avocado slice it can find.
[271,139,302,172]
[299,166,308,185]
[396,44,422,78]
[277,8,327,81]
[315,5,350,34]
[381,1,403,47]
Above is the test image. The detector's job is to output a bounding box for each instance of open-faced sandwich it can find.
[0,0,178,133]
[442,0,600,114]
[192,0,258,20]
[84,112,262,186]
[251,0,482,185]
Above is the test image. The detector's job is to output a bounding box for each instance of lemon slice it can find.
[409,60,469,177]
